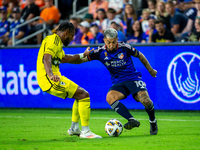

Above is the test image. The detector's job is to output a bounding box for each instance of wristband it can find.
[79,53,84,59]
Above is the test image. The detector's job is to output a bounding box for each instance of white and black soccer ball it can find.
[105,119,123,137]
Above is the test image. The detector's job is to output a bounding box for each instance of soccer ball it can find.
[105,119,123,137]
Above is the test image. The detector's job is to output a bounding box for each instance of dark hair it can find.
[57,21,75,33]
[107,8,116,14]
[155,18,165,25]
[70,17,78,22]
[148,0,157,5]
[166,1,174,7]
[123,4,137,23]
[131,20,143,38]
[96,8,106,13]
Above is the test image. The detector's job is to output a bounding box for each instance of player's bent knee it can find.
[73,86,89,100]
[106,94,117,105]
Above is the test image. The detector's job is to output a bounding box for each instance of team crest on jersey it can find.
[4,24,7,28]
[60,82,65,86]
[118,53,124,59]
[104,52,109,60]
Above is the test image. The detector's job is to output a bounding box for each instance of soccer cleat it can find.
[79,130,102,139]
[67,128,81,136]
[150,119,158,135]
[124,118,140,130]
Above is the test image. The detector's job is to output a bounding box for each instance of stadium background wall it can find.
[0,43,200,110]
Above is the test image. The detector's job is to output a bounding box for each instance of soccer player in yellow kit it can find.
[37,22,102,138]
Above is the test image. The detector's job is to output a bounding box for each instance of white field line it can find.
[0,116,200,122]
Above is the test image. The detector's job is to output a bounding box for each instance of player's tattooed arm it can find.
[138,52,157,77]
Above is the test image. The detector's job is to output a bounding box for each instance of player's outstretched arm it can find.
[61,47,93,64]
[138,52,157,77]
[44,54,60,82]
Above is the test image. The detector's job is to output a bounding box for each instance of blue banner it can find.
[0,45,200,110]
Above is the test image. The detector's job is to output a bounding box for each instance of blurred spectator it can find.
[20,0,45,10]
[90,22,104,43]
[95,8,107,32]
[148,0,157,15]
[165,1,188,37]
[110,21,126,42]
[0,0,9,19]
[127,20,144,43]
[7,0,19,21]
[1,0,9,8]
[79,21,94,45]
[108,0,124,18]
[38,0,60,26]
[88,0,109,19]
[171,0,195,12]
[35,0,45,10]
[188,16,200,41]
[20,0,26,9]
[83,13,93,24]
[139,8,156,32]
[3,7,28,46]
[0,6,10,45]
[150,18,176,43]
[29,0,60,44]
[156,0,171,30]
[69,17,82,45]
[122,4,137,37]
[142,17,157,43]
[21,0,40,22]
[181,0,200,36]
[101,8,122,31]
[122,0,132,15]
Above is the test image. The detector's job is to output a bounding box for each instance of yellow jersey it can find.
[37,33,65,91]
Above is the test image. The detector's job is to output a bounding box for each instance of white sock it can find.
[82,126,90,133]
[71,122,79,131]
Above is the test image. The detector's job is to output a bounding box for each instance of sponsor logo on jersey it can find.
[167,52,200,103]
[104,62,110,66]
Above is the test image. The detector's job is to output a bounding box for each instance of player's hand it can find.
[49,75,60,82]
[149,69,157,77]
[83,47,94,57]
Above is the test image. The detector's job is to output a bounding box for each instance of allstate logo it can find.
[167,52,200,103]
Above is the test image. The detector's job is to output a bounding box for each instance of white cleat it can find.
[80,130,102,139]
[67,128,81,136]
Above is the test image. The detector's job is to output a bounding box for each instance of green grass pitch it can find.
[0,109,199,150]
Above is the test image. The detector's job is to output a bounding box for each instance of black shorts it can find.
[109,80,147,98]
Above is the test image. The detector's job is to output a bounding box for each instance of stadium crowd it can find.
[0,0,200,46]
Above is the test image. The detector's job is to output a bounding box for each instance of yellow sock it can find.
[78,97,90,126]
[72,100,80,123]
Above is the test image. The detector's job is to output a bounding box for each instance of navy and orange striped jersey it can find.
[88,42,142,84]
